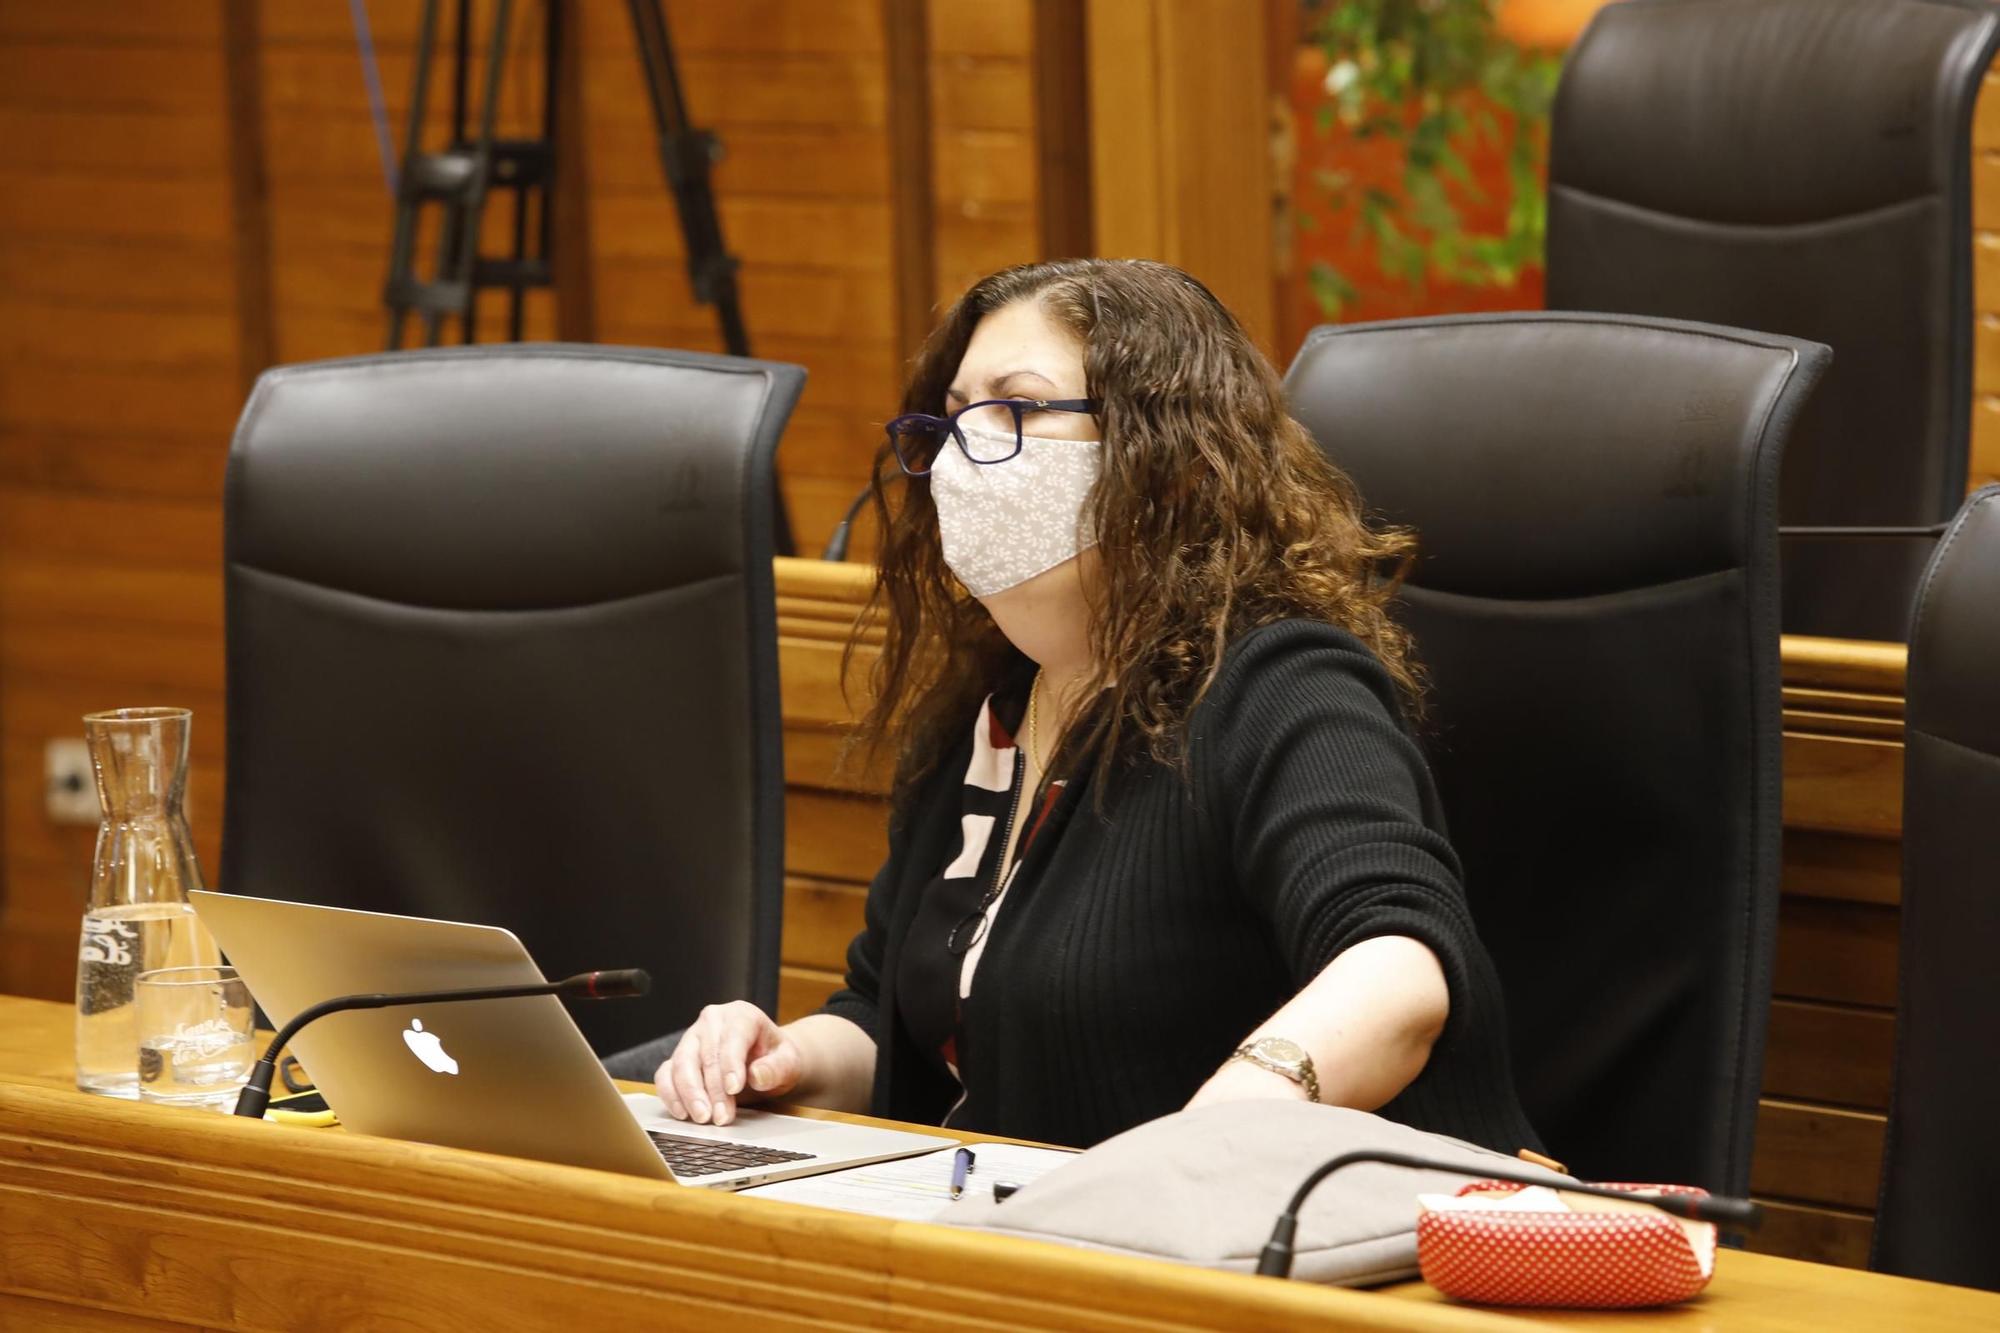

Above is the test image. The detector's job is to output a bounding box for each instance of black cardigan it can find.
[821,619,1541,1153]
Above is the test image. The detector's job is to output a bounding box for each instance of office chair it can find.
[220,344,803,1055]
[1873,484,2000,1291]
[1546,0,2000,641]
[1285,312,1830,1196]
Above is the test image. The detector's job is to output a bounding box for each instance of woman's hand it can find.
[655,1001,805,1126]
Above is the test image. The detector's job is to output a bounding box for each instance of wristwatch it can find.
[1227,1037,1321,1103]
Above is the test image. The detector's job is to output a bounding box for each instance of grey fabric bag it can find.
[947,1101,1567,1286]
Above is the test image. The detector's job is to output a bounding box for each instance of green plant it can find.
[1301,0,1563,319]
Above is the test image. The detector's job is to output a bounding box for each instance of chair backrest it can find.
[1546,0,1999,639]
[1874,484,2000,1290]
[1284,312,1829,1193]
[221,344,804,1055]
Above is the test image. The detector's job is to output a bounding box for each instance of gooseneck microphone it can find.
[820,481,874,561]
[231,969,651,1118]
[1254,1149,1763,1280]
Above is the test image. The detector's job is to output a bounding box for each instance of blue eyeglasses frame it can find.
[884,398,1099,477]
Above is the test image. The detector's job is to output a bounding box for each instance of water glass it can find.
[135,966,254,1110]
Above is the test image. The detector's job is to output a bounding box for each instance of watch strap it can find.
[1228,1040,1321,1104]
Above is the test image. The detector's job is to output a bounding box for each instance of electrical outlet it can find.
[44,738,99,825]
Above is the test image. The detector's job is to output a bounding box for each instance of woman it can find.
[657,258,1540,1153]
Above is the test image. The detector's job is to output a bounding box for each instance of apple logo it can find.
[402,1018,459,1075]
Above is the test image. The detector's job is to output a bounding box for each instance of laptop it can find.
[189,891,953,1188]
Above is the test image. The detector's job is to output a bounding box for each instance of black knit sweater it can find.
[821,619,1541,1153]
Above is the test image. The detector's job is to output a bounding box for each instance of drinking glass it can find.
[135,966,254,1111]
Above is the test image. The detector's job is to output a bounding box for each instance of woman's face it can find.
[946,299,1096,441]
[942,298,1103,668]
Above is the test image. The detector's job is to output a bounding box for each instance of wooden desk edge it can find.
[4,997,1994,1330]
[0,1038,1491,1331]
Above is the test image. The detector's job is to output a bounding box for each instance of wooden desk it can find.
[1,998,1992,1331]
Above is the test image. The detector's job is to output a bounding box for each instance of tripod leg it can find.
[539,0,561,332]
[384,0,444,351]
[509,182,529,341]
[625,0,795,553]
[452,0,471,145]
[429,194,465,349]
[624,0,748,354]
[452,0,519,348]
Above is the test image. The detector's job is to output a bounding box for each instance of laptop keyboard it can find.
[646,1129,818,1177]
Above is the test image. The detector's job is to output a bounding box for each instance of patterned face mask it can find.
[929,422,1102,598]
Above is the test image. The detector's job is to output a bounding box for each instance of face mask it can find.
[930,422,1103,598]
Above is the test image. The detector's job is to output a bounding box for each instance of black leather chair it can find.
[1546,0,2000,641]
[220,344,803,1055]
[1284,312,1830,1195]
[1873,484,2000,1291]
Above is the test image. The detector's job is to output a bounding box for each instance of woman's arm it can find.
[781,1012,879,1108]
[1185,934,1448,1110]
[1193,624,1486,1115]
[659,796,919,1125]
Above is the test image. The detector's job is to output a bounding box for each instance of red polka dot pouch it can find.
[1416,1180,1717,1307]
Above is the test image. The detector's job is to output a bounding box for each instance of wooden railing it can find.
[773,558,1909,1269]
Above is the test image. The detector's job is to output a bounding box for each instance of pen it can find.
[949,1146,975,1200]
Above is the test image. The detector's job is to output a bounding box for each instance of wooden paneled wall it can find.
[0,0,1054,1002]
[927,2,1041,304]
[769,559,1912,1272]
[1086,0,1277,352]
[1975,72,2000,492]
[0,2,240,1001]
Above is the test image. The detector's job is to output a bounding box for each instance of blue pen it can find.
[949,1146,975,1200]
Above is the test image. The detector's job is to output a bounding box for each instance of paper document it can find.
[741,1141,1078,1222]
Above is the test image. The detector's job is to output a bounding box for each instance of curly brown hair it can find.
[851,258,1419,808]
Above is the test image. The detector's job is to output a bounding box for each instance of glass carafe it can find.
[75,707,219,1097]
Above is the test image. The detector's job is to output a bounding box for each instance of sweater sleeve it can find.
[1200,622,1485,1036]
[816,795,924,1042]
[816,856,897,1044]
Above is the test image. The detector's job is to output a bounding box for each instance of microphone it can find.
[821,480,874,561]
[1254,1149,1762,1280]
[231,969,651,1118]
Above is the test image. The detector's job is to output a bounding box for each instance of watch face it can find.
[1256,1037,1306,1069]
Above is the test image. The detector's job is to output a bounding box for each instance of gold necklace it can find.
[1025,670,1045,771]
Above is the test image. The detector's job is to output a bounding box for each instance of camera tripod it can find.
[380,0,791,551]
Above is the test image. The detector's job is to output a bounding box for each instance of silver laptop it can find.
[189,891,952,1188]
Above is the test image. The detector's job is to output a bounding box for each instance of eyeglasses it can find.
[884,398,1099,477]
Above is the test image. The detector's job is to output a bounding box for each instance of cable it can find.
[347,0,399,195]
